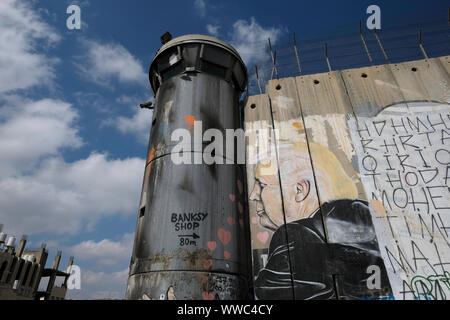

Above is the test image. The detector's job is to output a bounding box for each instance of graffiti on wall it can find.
[348,102,450,300]
[245,57,450,300]
[248,136,392,299]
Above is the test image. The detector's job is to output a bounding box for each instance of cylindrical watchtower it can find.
[126,34,250,300]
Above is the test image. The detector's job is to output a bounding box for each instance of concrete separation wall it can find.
[245,56,450,300]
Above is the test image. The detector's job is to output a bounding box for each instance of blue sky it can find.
[0,0,448,299]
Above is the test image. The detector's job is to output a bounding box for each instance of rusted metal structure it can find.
[0,224,73,300]
[126,35,250,300]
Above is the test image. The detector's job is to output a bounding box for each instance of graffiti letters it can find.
[410,271,450,300]
[349,102,450,300]
[170,212,208,246]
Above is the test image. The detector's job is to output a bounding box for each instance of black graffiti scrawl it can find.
[248,139,392,300]
[254,200,392,299]
[348,102,450,300]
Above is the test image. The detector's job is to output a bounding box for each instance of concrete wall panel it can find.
[245,55,450,300]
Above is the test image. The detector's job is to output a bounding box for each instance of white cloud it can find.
[0,97,82,176]
[0,153,144,237]
[0,96,144,237]
[206,24,220,37]
[115,108,152,144]
[0,0,60,94]
[83,268,129,286]
[76,39,147,86]
[90,290,123,300]
[67,268,129,299]
[70,233,134,267]
[0,32,145,239]
[100,95,153,144]
[0,1,143,300]
[230,17,283,66]
[194,0,206,17]
[115,95,142,106]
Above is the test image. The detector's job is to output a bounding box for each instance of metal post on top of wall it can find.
[255,65,263,94]
[418,28,429,60]
[325,43,332,72]
[293,32,302,75]
[359,20,374,66]
[273,50,279,80]
[373,29,390,64]
[268,37,279,80]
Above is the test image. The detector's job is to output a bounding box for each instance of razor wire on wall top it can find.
[246,19,450,95]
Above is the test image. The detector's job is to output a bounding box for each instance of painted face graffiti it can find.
[250,140,392,299]
[249,142,358,230]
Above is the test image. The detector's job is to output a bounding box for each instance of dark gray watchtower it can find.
[126,34,250,300]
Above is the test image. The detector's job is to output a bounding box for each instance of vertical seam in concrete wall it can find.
[291,77,330,244]
[338,70,363,139]
[293,74,359,299]
[381,58,449,289]
[337,69,389,298]
[267,94,296,300]
[438,57,450,78]
[338,68,402,247]
[240,100,255,293]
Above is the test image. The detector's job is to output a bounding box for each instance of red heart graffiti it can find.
[237,180,243,194]
[224,251,231,259]
[257,231,270,244]
[202,259,213,270]
[200,274,209,283]
[229,194,236,202]
[238,202,243,215]
[202,292,214,300]
[207,241,217,252]
[217,228,232,245]
[227,217,235,226]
